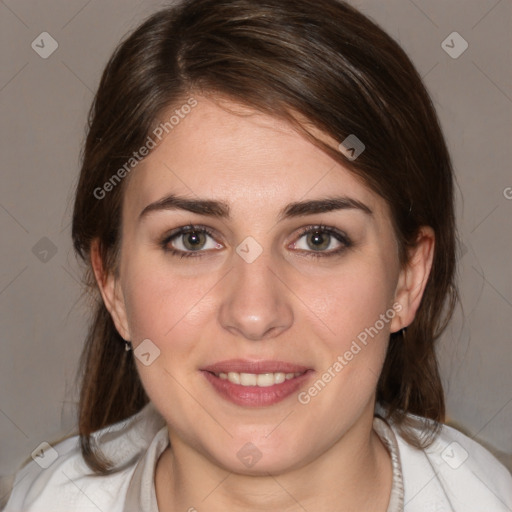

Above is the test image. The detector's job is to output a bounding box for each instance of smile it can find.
[200,360,313,407]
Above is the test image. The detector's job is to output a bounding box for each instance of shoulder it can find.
[3,435,133,512]
[392,415,512,511]
[4,402,166,512]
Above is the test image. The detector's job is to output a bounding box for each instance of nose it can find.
[218,247,294,341]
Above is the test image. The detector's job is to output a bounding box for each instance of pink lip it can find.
[201,359,311,374]
[200,359,314,407]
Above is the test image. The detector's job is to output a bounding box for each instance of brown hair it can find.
[72,0,457,474]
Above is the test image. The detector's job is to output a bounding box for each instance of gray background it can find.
[1,0,511,505]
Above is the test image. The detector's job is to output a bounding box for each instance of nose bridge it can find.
[218,242,294,341]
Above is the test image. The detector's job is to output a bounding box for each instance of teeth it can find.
[216,371,303,386]
[228,372,240,384]
[240,372,257,386]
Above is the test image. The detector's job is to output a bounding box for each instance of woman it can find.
[5,0,511,510]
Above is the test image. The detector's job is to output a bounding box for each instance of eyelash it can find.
[159,224,352,259]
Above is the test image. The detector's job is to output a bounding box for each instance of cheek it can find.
[297,258,398,399]
[121,258,218,347]
[293,269,395,414]
[122,273,174,341]
[120,263,211,406]
[304,262,396,345]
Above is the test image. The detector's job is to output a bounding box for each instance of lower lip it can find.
[201,370,313,407]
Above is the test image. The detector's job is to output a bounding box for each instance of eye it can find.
[290,225,352,257]
[160,224,351,259]
[161,225,223,257]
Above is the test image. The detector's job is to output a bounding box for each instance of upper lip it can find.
[201,359,311,374]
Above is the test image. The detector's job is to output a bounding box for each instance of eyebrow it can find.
[138,193,373,222]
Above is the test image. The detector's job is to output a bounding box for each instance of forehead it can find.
[122,96,385,221]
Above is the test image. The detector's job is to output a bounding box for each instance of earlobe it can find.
[390,227,435,333]
[90,239,131,341]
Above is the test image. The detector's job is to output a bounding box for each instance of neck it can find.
[155,405,392,512]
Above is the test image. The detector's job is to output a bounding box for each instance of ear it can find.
[90,239,131,341]
[390,226,435,333]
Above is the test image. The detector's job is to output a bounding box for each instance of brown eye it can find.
[305,230,331,251]
[161,225,223,257]
[181,230,207,251]
[291,225,352,257]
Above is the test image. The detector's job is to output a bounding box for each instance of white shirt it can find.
[4,401,512,511]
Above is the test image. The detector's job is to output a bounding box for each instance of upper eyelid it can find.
[163,224,215,239]
[295,224,350,239]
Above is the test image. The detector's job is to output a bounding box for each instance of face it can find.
[94,95,433,474]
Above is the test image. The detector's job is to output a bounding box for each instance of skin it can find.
[91,95,434,511]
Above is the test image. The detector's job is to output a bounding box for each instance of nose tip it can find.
[224,317,287,341]
[218,256,294,342]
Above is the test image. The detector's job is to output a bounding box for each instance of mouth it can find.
[200,359,314,407]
